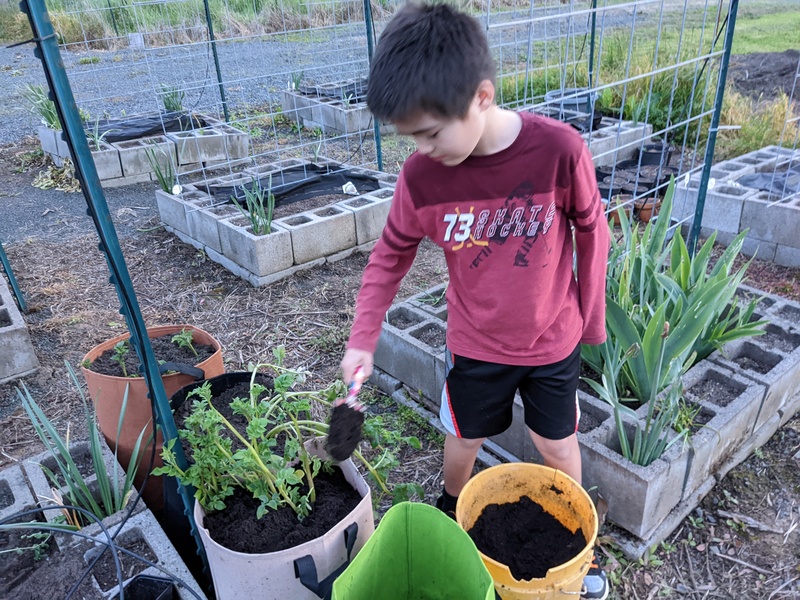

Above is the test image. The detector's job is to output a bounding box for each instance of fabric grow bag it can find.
[331,502,495,600]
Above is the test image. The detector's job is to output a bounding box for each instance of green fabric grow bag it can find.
[331,502,495,600]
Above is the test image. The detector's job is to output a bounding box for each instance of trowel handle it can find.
[345,366,364,405]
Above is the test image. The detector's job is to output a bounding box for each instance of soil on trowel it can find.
[88,332,216,377]
[468,495,587,581]
[203,466,361,553]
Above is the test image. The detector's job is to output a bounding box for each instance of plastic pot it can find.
[124,574,176,600]
[332,502,495,599]
[194,438,375,600]
[81,324,224,509]
[457,463,597,600]
[638,141,673,167]
[634,197,662,223]
[544,88,599,114]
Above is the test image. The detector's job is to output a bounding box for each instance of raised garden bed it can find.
[674,144,800,267]
[370,282,800,558]
[0,272,38,384]
[156,158,398,286]
[281,78,394,135]
[36,112,250,188]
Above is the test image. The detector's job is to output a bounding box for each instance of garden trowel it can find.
[327,366,366,461]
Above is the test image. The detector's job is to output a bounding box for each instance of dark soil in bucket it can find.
[468,495,587,581]
[89,332,216,377]
[203,466,361,553]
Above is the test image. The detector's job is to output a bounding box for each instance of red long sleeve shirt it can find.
[348,112,609,366]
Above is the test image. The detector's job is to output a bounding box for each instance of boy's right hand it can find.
[341,348,373,385]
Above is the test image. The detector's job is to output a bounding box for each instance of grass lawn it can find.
[732,9,800,54]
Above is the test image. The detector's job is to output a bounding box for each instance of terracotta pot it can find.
[635,197,662,223]
[81,324,224,509]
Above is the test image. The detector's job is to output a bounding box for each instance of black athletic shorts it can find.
[439,344,581,440]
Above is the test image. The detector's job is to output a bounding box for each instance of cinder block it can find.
[715,413,782,482]
[580,419,688,539]
[155,189,211,234]
[168,128,228,166]
[780,388,800,426]
[185,199,233,253]
[22,441,144,541]
[275,205,356,264]
[408,284,448,318]
[281,89,394,135]
[216,123,250,159]
[740,193,800,247]
[774,243,800,268]
[0,276,39,384]
[218,216,293,276]
[38,125,59,155]
[113,135,176,177]
[83,509,206,599]
[374,312,442,403]
[681,362,766,497]
[336,189,392,245]
[101,172,152,188]
[0,465,35,523]
[710,338,800,432]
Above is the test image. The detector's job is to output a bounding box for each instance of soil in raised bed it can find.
[414,325,446,350]
[688,378,740,407]
[203,466,361,553]
[88,332,216,377]
[388,312,420,330]
[468,495,587,581]
[734,354,773,374]
[90,531,157,591]
[758,330,799,354]
[578,411,605,434]
[272,192,352,219]
[0,480,15,510]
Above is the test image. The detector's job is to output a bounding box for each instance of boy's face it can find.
[393,89,490,167]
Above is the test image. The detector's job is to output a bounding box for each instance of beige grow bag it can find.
[194,442,374,600]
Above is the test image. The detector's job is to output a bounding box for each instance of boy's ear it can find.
[474,79,496,111]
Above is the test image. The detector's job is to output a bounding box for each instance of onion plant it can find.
[156,346,423,520]
[18,363,149,525]
[21,83,61,130]
[583,177,766,403]
[231,175,275,235]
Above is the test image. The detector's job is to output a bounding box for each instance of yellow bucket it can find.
[456,463,598,600]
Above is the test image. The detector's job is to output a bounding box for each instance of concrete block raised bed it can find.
[0,465,35,523]
[282,88,394,135]
[0,275,39,384]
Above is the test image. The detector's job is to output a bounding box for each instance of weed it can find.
[78,56,100,65]
[674,398,703,434]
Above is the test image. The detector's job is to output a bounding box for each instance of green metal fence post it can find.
[588,0,598,90]
[19,0,207,573]
[689,0,739,255]
[202,0,230,123]
[0,240,26,313]
[364,0,382,171]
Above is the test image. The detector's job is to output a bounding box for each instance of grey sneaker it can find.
[582,551,609,600]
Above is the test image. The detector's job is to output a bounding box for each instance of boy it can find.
[341,4,609,598]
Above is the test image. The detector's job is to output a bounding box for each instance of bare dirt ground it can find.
[2,56,800,600]
[729,50,800,103]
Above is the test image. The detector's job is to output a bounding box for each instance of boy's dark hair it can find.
[367,3,495,122]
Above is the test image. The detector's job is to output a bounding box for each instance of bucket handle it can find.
[158,361,205,380]
[294,522,359,599]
